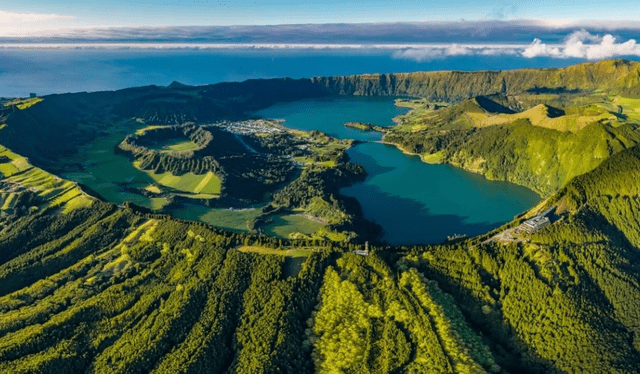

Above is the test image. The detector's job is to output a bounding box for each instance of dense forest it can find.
[1,141,640,372]
[2,59,640,372]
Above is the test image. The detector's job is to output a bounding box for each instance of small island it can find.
[344,121,388,132]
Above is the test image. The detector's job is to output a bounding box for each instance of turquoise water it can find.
[255,97,541,245]
[255,96,410,141]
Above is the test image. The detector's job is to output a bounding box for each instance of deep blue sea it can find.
[0,48,598,98]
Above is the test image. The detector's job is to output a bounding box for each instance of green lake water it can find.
[255,97,542,245]
[58,127,263,233]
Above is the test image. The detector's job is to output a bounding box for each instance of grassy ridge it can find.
[314,59,640,99]
[384,93,640,196]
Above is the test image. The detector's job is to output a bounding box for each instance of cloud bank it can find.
[392,44,520,61]
[4,20,640,44]
[390,30,640,61]
[1,20,640,62]
[522,30,640,59]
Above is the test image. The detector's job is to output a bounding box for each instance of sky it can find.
[2,1,640,61]
[2,0,640,33]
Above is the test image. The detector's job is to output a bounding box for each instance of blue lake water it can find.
[255,97,541,245]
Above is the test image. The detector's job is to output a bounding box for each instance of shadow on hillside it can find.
[526,86,581,95]
[411,261,558,374]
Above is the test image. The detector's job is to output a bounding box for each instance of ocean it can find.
[0,48,597,98]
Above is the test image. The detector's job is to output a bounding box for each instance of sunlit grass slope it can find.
[385,94,640,196]
[0,146,92,214]
[3,97,44,110]
[141,170,221,195]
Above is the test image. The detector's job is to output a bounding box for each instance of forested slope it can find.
[2,142,640,373]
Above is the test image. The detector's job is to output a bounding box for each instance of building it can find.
[520,216,550,234]
[29,93,37,98]
[355,241,369,256]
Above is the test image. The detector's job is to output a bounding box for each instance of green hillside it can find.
[384,93,640,196]
[313,59,640,100]
[3,60,640,372]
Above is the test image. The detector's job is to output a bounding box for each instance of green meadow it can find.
[171,206,263,232]
[262,214,326,239]
[236,245,312,258]
[147,137,200,154]
[141,169,221,195]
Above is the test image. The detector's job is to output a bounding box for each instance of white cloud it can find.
[392,45,472,61]
[522,30,640,59]
[0,9,75,36]
[521,38,562,58]
[0,10,72,23]
[392,44,522,61]
[479,47,518,56]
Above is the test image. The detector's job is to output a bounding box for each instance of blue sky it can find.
[2,0,640,30]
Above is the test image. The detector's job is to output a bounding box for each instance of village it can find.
[210,119,285,136]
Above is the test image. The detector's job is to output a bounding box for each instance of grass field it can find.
[611,96,640,122]
[143,170,221,195]
[263,214,325,239]
[0,193,18,210]
[143,136,200,154]
[236,245,312,258]
[144,184,163,194]
[56,127,222,211]
[3,97,43,110]
[148,197,171,210]
[315,160,337,168]
[58,129,176,210]
[171,206,263,232]
[159,139,200,153]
